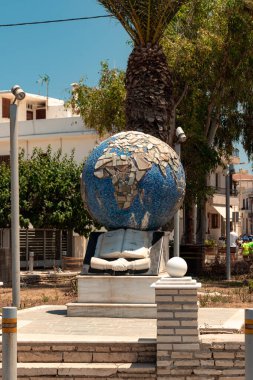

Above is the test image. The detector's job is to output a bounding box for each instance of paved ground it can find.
[0,305,245,343]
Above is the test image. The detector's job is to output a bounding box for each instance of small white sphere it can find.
[166,257,187,277]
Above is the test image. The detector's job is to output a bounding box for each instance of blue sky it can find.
[0,0,131,99]
[1,0,252,172]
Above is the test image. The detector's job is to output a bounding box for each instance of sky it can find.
[1,0,252,173]
[0,0,131,99]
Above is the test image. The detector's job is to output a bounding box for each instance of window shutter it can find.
[36,109,46,120]
[2,98,10,118]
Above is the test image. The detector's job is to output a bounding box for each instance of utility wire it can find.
[0,14,113,28]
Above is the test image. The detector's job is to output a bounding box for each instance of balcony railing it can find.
[210,186,238,196]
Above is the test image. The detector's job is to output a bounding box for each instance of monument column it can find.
[151,259,201,379]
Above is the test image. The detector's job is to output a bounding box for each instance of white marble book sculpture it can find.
[82,229,167,275]
[90,229,152,272]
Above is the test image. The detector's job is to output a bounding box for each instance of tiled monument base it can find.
[67,275,162,318]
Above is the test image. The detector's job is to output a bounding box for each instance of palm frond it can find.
[98,0,190,45]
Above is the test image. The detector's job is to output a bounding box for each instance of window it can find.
[26,102,46,120]
[0,155,10,165]
[232,212,239,223]
[36,108,46,119]
[211,213,219,229]
[26,110,33,120]
[2,98,10,118]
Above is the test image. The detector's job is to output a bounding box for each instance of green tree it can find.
[164,0,253,155]
[67,62,126,135]
[163,0,253,241]
[97,0,189,139]
[0,162,11,227]
[0,148,95,236]
[68,0,253,242]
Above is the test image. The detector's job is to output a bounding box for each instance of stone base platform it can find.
[67,302,156,318]
[0,306,246,379]
[0,340,156,379]
[2,362,156,379]
[67,274,162,318]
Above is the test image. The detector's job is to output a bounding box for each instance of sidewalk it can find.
[0,305,245,343]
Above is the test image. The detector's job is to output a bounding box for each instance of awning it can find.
[212,206,233,220]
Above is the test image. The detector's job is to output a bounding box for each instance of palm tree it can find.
[98,0,188,139]
[37,74,50,109]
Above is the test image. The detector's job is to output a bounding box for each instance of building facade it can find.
[0,90,98,164]
[0,90,99,263]
[233,170,253,236]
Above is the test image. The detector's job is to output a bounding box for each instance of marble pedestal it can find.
[66,230,169,318]
[67,275,164,318]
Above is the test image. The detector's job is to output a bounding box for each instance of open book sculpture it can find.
[83,229,167,275]
[90,229,152,271]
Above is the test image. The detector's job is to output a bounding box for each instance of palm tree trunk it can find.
[125,45,172,138]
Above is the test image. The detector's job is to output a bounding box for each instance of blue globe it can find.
[81,131,185,231]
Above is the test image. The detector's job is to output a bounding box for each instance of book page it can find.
[121,229,152,258]
[95,229,125,258]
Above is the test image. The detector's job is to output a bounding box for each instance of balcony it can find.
[0,117,97,141]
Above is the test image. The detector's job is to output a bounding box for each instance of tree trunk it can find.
[184,202,195,244]
[196,199,207,244]
[125,45,172,138]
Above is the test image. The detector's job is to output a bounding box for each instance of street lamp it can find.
[173,127,187,257]
[10,85,26,307]
[225,161,246,281]
[225,164,231,280]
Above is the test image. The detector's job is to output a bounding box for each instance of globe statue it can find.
[81,131,185,231]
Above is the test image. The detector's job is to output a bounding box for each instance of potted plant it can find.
[204,239,218,255]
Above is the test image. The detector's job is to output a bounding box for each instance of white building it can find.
[206,166,238,241]
[0,90,100,261]
[233,170,253,236]
[0,90,98,164]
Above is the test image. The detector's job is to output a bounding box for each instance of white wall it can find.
[0,116,99,163]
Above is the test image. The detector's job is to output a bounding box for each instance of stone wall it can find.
[0,342,156,364]
[0,334,245,379]
[0,341,157,379]
[158,336,245,379]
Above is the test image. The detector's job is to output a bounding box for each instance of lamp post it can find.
[225,162,246,280]
[173,127,187,257]
[225,164,231,280]
[10,85,26,308]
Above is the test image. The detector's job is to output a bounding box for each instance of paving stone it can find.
[63,352,92,362]
[18,352,63,363]
[93,352,138,363]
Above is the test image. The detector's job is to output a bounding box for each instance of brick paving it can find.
[0,305,244,343]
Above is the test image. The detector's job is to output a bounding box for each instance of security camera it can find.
[11,85,26,102]
[176,127,187,143]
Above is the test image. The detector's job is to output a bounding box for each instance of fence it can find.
[0,228,72,269]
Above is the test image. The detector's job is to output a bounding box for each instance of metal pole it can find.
[2,307,17,380]
[245,309,253,380]
[173,143,181,257]
[226,165,231,280]
[29,252,34,272]
[10,104,20,307]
